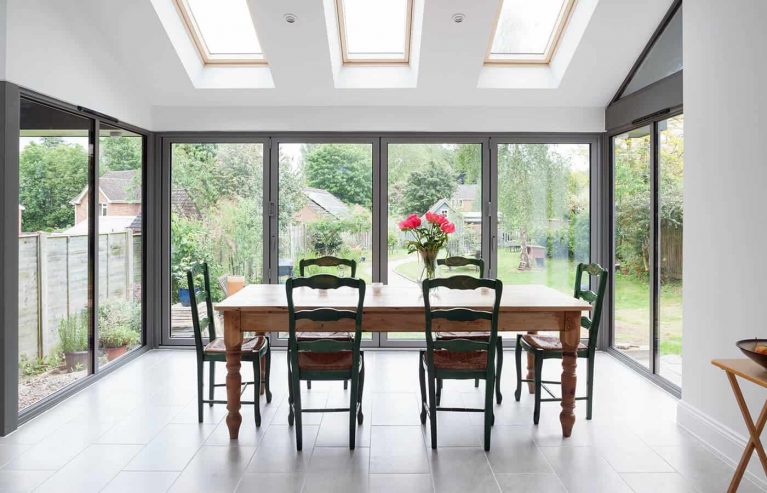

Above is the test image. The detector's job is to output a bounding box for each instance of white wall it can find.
[679,0,767,483]
[4,0,151,128]
[151,105,605,133]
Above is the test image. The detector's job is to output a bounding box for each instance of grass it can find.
[391,248,683,354]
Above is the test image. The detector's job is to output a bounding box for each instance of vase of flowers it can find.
[398,212,456,281]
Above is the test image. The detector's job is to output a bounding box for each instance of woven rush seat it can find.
[425,350,488,370]
[298,350,353,371]
[204,336,267,354]
[522,334,587,351]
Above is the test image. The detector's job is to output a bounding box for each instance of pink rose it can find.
[440,221,455,234]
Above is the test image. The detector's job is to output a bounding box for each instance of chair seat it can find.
[204,336,266,354]
[297,332,352,341]
[437,331,493,341]
[522,334,587,352]
[425,350,488,370]
[298,351,354,371]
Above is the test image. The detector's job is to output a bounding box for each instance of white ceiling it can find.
[69,0,673,109]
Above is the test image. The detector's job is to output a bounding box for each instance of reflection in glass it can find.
[338,0,411,61]
[18,99,92,410]
[613,127,652,368]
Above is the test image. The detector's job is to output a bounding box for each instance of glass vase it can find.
[419,248,439,281]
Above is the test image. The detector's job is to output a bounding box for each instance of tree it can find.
[304,144,371,207]
[19,140,88,232]
[100,135,142,172]
[399,160,457,215]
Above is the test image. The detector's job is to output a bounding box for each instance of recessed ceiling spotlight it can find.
[452,13,465,23]
[284,13,297,24]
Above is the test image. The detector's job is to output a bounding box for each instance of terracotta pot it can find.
[105,345,128,361]
[227,275,246,295]
[64,351,89,372]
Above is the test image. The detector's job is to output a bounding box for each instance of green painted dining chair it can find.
[187,263,272,426]
[298,256,357,390]
[419,275,503,451]
[434,257,504,404]
[286,274,366,450]
[514,262,608,424]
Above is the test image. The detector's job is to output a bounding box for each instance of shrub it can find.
[98,299,141,348]
[58,310,89,353]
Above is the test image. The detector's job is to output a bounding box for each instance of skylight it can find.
[487,0,576,64]
[336,0,413,63]
[174,0,266,64]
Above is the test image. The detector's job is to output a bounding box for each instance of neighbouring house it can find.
[452,184,478,212]
[294,187,351,223]
[68,169,142,234]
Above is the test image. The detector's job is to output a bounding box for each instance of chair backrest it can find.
[286,274,366,356]
[187,262,216,356]
[299,256,357,278]
[422,275,503,371]
[574,262,608,353]
[437,256,485,277]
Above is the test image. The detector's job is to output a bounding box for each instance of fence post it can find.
[125,229,134,300]
[37,233,47,360]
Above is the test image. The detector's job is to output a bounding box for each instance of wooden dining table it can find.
[214,283,591,440]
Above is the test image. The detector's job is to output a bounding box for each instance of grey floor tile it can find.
[302,471,370,493]
[35,444,143,493]
[125,423,216,471]
[0,444,31,469]
[540,446,633,493]
[429,448,500,493]
[369,426,429,474]
[620,472,699,493]
[235,472,304,493]
[495,473,567,493]
[486,427,554,474]
[315,410,372,448]
[368,473,433,493]
[168,445,256,493]
[97,405,184,444]
[101,471,180,493]
[246,425,319,473]
[371,392,422,425]
[308,446,370,474]
[0,469,55,493]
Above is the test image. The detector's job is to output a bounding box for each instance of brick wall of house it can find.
[107,203,141,216]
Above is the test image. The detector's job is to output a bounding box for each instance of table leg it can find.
[725,371,767,492]
[224,311,243,440]
[560,312,580,437]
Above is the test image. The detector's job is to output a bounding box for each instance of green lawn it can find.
[391,249,683,355]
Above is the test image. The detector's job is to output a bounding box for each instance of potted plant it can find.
[398,212,456,280]
[58,310,89,372]
[98,299,141,360]
[173,257,202,307]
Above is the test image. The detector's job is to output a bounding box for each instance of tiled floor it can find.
[0,349,763,493]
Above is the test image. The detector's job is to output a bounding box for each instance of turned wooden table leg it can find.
[726,371,767,493]
[560,312,580,437]
[526,331,537,394]
[224,311,243,440]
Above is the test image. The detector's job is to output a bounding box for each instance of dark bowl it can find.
[737,339,767,370]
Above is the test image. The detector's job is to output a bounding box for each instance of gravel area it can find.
[18,368,87,410]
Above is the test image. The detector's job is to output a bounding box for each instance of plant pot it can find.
[227,275,246,296]
[63,351,88,372]
[104,345,128,361]
[178,287,191,307]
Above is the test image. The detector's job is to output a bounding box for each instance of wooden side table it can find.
[712,358,767,492]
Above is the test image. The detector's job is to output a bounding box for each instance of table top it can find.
[712,359,767,389]
[215,283,591,313]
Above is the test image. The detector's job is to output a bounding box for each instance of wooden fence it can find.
[18,230,141,360]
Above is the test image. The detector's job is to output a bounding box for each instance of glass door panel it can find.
[658,115,684,385]
[384,143,482,343]
[613,127,652,368]
[18,100,93,411]
[277,143,374,341]
[97,125,144,368]
[170,142,265,340]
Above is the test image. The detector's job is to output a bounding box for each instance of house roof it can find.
[171,188,201,219]
[454,184,478,202]
[304,187,350,219]
[71,169,141,204]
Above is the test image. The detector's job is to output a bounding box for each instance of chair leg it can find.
[495,337,504,404]
[292,365,303,451]
[208,361,215,406]
[307,380,312,390]
[349,365,359,450]
[196,359,204,423]
[533,355,543,425]
[253,358,262,427]
[436,378,443,406]
[484,375,494,451]
[287,353,295,426]
[264,343,273,404]
[427,373,438,449]
[357,354,365,425]
[586,356,595,420]
[514,334,523,402]
[474,378,479,388]
[418,352,427,425]
[344,380,348,390]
